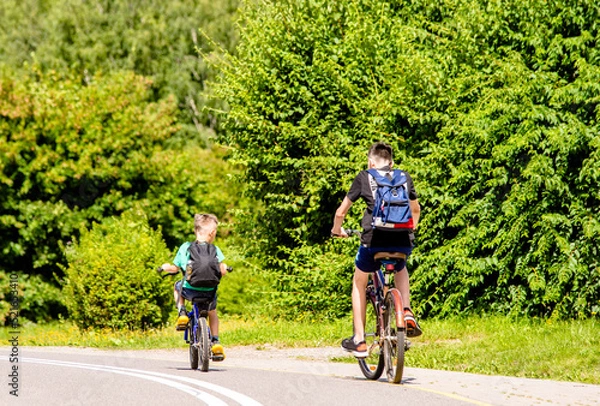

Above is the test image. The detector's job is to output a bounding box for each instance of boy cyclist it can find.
[160,213,229,360]
[331,141,422,357]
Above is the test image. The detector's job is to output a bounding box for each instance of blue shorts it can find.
[175,280,217,311]
[355,245,412,273]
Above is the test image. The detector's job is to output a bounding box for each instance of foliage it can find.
[0,68,174,277]
[0,67,244,281]
[262,240,357,319]
[0,0,253,324]
[0,270,66,325]
[0,0,239,143]
[213,0,600,318]
[62,210,174,330]
[213,239,271,316]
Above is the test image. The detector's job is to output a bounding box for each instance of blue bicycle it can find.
[185,296,215,371]
[158,266,231,372]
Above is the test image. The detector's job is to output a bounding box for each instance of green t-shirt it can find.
[174,241,225,291]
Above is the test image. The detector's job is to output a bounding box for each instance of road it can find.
[1,346,599,405]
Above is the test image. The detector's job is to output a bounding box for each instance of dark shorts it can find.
[175,280,217,311]
[355,245,412,273]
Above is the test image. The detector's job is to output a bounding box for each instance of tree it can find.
[213,0,600,318]
[0,67,243,279]
[0,0,239,144]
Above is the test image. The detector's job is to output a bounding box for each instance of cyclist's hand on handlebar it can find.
[220,263,233,275]
[331,227,349,238]
[158,263,179,275]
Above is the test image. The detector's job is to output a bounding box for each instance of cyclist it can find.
[331,141,422,358]
[161,213,229,361]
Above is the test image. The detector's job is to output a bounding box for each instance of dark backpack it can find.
[185,241,222,288]
[367,168,414,231]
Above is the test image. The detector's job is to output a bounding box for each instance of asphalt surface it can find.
[1,346,599,405]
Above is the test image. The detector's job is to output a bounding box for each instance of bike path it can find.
[2,346,599,406]
[222,345,600,406]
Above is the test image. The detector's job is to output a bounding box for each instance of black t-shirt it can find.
[346,168,418,247]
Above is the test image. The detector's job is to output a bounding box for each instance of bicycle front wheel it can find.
[358,290,384,380]
[383,290,405,383]
[198,316,210,372]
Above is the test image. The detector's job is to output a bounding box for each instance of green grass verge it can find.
[2,315,598,384]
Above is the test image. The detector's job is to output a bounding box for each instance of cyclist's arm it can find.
[331,196,353,236]
[160,263,180,274]
[409,199,421,229]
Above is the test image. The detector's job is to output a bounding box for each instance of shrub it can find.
[62,210,173,330]
[0,271,66,325]
[213,0,600,319]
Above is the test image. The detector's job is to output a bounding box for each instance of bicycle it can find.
[157,266,232,372]
[341,229,411,384]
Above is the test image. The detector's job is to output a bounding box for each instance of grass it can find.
[2,315,598,385]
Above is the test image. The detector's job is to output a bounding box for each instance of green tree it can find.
[0,67,243,280]
[0,0,239,143]
[213,0,600,319]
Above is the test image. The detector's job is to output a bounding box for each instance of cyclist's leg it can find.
[175,281,190,330]
[207,294,225,360]
[341,266,370,356]
[342,246,379,356]
[394,266,422,336]
[174,280,186,310]
[207,295,218,338]
[394,266,410,310]
[351,266,369,342]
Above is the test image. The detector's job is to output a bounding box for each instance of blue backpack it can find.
[367,168,414,231]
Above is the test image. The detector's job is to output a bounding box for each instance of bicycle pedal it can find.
[212,354,225,362]
[405,339,412,351]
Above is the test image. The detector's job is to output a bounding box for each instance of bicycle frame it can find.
[183,302,211,343]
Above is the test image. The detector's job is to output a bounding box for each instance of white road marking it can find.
[24,357,263,406]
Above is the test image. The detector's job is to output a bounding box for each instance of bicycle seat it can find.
[373,252,407,261]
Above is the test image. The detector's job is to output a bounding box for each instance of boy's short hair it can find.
[368,142,393,163]
[194,213,219,234]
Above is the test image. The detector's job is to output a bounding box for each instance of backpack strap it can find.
[367,168,405,186]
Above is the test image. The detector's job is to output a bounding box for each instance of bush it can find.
[0,67,248,287]
[62,210,173,330]
[0,271,66,325]
[213,0,600,319]
[0,68,179,279]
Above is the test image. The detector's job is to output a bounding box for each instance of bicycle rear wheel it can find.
[383,291,405,383]
[198,316,210,372]
[358,291,384,380]
[188,322,199,370]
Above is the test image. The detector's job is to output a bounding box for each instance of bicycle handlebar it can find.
[156,265,234,276]
[331,228,361,237]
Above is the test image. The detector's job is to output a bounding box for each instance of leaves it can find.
[62,210,173,329]
[214,0,600,319]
